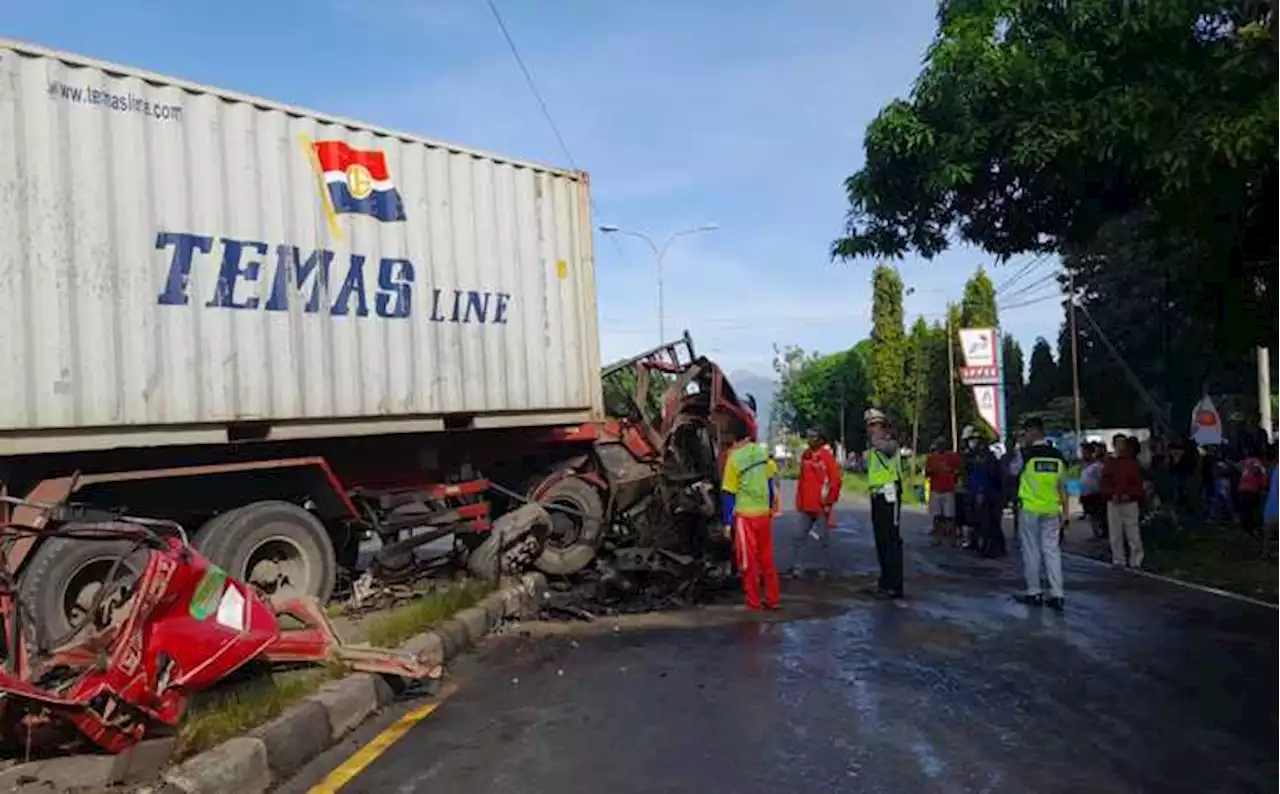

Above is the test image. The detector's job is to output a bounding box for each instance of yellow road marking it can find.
[307,684,454,794]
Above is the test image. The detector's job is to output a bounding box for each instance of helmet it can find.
[863,408,887,425]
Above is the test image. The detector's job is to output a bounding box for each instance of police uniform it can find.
[1016,441,1068,605]
[867,440,904,597]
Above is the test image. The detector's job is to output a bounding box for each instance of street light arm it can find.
[597,223,718,346]
[657,226,719,263]
[601,227,659,256]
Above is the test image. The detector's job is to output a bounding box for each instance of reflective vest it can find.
[866,447,902,488]
[1018,443,1065,515]
[724,442,776,517]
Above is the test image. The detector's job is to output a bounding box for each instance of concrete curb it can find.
[0,573,547,794]
[1062,551,1278,610]
[153,571,547,794]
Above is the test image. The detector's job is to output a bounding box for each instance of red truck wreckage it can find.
[0,334,759,754]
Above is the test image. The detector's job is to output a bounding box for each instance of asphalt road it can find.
[283,497,1278,794]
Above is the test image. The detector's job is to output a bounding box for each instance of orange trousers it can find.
[734,513,780,610]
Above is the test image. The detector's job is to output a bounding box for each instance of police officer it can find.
[1012,415,1069,611]
[863,408,904,599]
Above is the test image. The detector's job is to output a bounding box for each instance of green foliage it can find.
[833,0,1277,420]
[773,346,871,450]
[960,269,999,328]
[1025,337,1060,412]
[603,363,675,421]
[1001,333,1026,428]
[906,317,953,449]
[1025,395,1094,434]
[868,265,908,422]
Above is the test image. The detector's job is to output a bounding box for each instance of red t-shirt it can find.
[925,451,963,493]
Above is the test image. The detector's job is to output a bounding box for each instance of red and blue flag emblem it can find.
[311,140,406,222]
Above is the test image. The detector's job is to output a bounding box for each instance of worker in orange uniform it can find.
[721,419,782,610]
[790,428,842,578]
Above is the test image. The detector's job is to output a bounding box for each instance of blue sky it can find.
[3,0,1062,377]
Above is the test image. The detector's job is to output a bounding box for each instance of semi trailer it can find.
[0,40,757,648]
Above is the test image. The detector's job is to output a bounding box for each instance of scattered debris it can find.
[0,492,436,757]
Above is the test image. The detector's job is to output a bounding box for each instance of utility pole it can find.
[911,333,925,480]
[1068,272,1083,453]
[1259,347,1273,442]
[839,388,847,460]
[947,313,958,450]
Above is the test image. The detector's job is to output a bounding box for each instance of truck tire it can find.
[531,476,605,576]
[194,501,336,604]
[466,503,553,579]
[17,533,150,651]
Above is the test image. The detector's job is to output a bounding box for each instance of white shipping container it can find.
[0,40,602,455]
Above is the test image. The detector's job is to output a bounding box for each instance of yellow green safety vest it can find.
[866,447,902,488]
[1018,444,1066,515]
[725,442,774,516]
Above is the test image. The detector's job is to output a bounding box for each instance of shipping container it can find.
[0,40,602,456]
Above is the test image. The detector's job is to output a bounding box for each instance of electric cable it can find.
[483,0,634,269]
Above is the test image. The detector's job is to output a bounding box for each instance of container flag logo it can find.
[302,135,406,239]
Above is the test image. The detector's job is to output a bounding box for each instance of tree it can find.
[832,0,1277,417]
[773,347,871,449]
[868,265,907,422]
[1002,334,1026,429]
[1035,396,1097,434]
[1025,337,1060,412]
[770,344,812,433]
[959,268,999,328]
[906,317,952,451]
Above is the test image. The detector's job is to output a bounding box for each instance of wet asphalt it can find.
[283,497,1278,794]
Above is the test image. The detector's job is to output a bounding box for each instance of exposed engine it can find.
[465,333,760,614]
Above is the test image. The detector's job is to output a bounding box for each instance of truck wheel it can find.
[17,533,150,651]
[532,476,605,576]
[467,503,553,579]
[195,501,336,604]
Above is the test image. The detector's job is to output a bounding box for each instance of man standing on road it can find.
[1014,415,1070,611]
[1101,434,1145,569]
[790,428,842,577]
[721,420,782,611]
[924,438,963,546]
[864,408,905,600]
[968,444,1007,558]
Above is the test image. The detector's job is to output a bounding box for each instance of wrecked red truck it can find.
[0,39,759,748]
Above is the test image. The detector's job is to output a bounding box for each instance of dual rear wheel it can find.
[17,500,336,650]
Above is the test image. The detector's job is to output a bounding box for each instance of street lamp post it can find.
[598,223,719,343]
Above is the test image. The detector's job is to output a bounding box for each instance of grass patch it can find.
[362,580,495,649]
[176,661,348,760]
[1142,528,1277,604]
[176,580,495,760]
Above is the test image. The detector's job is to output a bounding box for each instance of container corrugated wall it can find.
[0,41,602,454]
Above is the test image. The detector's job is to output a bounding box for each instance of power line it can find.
[603,315,871,336]
[995,253,1050,294]
[1000,271,1062,302]
[998,292,1062,312]
[485,0,577,170]
[1074,299,1170,428]
[483,0,633,269]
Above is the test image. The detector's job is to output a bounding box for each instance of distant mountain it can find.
[728,370,778,431]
